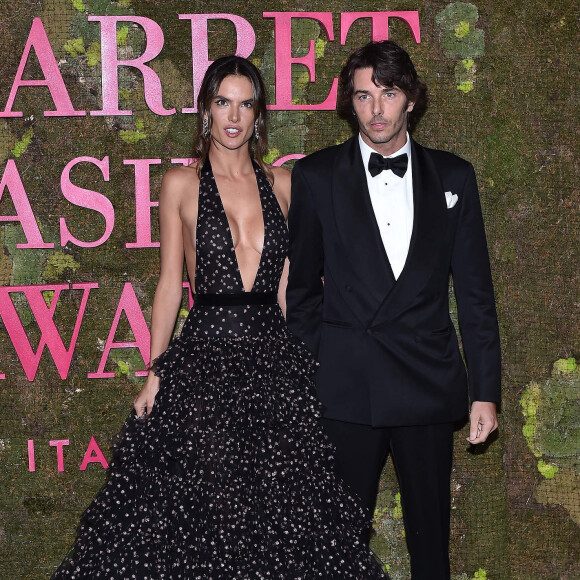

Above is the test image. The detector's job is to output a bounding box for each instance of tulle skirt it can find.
[53,307,386,579]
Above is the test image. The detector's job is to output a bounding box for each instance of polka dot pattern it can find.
[52,161,386,579]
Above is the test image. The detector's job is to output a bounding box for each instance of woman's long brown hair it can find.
[192,55,272,183]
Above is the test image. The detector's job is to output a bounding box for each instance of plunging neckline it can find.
[208,159,266,293]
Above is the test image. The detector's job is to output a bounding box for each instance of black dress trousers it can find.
[322,418,454,580]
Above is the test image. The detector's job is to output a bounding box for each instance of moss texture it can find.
[0,1,578,578]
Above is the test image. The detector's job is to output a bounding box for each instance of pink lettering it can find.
[179,14,256,113]
[124,159,161,248]
[89,16,175,116]
[49,439,69,472]
[263,12,337,111]
[88,282,150,378]
[0,18,84,118]
[0,283,96,381]
[60,156,114,248]
[0,160,54,248]
[171,158,195,166]
[272,154,305,167]
[79,436,109,470]
[27,439,36,472]
[340,11,421,43]
[183,281,194,310]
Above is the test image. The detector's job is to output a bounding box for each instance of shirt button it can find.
[345,285,353,292]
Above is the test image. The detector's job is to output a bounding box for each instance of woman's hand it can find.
[133,373,161,418]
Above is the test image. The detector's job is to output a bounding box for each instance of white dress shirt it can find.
[358,133,413,280]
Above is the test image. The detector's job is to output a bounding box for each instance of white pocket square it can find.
[445,191,458,209]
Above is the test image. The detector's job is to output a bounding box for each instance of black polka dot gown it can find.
[52,160,387,579]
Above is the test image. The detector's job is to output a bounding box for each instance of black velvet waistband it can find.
[194,292,278,307]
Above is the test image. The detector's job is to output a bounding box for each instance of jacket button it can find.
[414,336,422,343]
[345,285,353,292]
[367,329,376,336]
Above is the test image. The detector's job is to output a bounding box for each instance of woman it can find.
[53,56,386,579]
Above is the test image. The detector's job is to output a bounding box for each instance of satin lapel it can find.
[332,137,395,321]
[372,140,447,325]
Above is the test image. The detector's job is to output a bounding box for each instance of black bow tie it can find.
[368,152,408,178]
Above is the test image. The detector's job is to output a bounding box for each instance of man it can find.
[286,41,501,580]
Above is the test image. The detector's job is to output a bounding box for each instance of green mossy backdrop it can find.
[0,1,578,578]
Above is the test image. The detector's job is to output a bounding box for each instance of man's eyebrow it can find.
[353,86,400,94]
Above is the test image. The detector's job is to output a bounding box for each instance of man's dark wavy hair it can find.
[337,40,428,133]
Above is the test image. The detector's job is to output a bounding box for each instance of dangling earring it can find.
[202,117,209,136]
[254,120,259,140]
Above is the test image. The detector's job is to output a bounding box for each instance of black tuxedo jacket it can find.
[286,136,501,427]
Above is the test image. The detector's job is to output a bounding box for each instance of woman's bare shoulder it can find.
[270,164,291,182]
[162,163,199,187]
[269,165,291,210]
[160,163,200,202]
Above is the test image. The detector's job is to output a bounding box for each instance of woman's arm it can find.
[277,258,289,318]
[271,166,291,317]
[134,168,192,417]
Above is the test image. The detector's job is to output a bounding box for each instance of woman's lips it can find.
[225,126,242,137]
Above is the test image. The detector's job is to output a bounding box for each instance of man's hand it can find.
[467,401,498,444]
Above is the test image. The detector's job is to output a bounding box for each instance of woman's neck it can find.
[209,143,254,178]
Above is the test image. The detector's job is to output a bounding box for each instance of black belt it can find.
[194,292,278,307]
